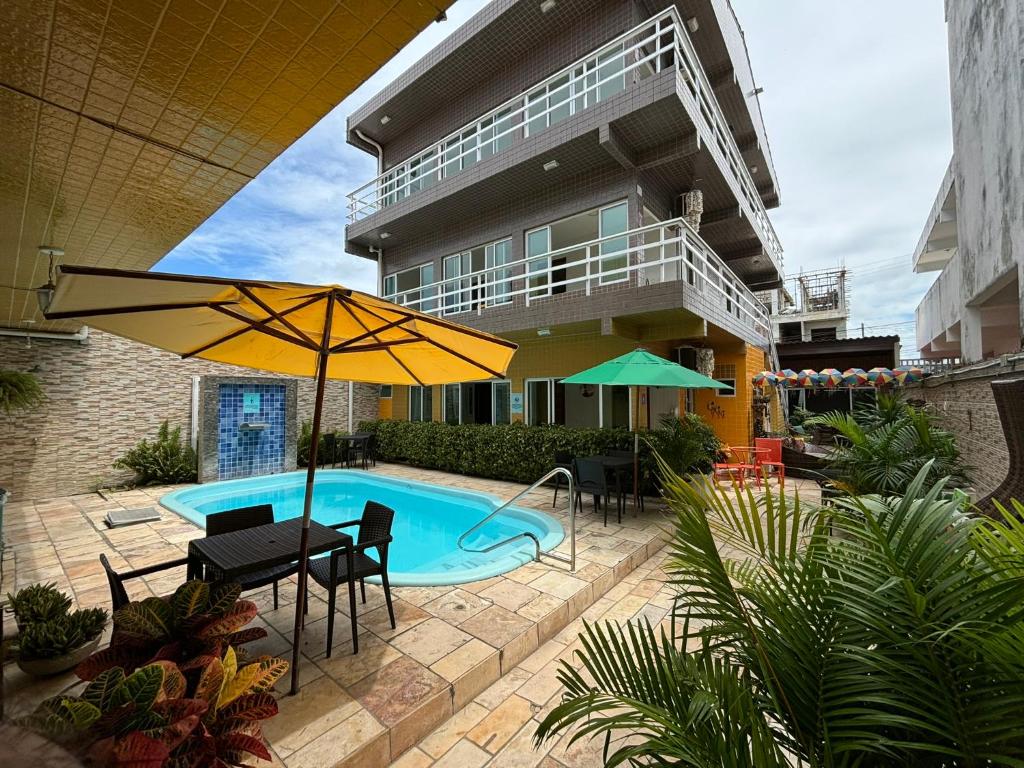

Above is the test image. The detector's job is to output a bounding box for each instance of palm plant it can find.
[809,392,968,494]
[535,463,1024,767]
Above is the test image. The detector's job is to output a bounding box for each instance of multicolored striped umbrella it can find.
[867,367,895,386]
[776,369,799,387]
[819,367,844,387]
[752,370,778,387]
[842,367,869,386]
[893,366,924,385]
[797,368,820,387]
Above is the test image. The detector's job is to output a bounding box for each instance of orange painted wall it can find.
[692,344,766,448]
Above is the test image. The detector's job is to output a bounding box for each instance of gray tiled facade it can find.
[344,0,781,351]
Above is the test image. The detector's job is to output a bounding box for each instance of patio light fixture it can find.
[543,159,559,171]
[380,115,391,125]
[537,328,551,336]
[34,245,63,313]
[686,17,699,33]
[540,0,556,13]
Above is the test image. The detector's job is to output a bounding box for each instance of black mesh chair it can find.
[552,450,574,507]
[308,501,395,656]
[99,553,190,611]
[573,458,623,526]
[206,504,299,610]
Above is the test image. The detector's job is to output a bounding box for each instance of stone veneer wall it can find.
[907,355,1024,497]
[0,330,379,501]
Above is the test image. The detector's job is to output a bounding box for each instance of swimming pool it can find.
[160,470,564,586]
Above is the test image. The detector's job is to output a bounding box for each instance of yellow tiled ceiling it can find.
[0,0,452,332]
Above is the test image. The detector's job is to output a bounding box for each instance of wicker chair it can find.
[308,501,396,656]
[99,553,190,611]
[206,504,299,610]
[976,378,1024,517]
[573,458,622,526]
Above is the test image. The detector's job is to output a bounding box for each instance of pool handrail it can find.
[456,467,576,572]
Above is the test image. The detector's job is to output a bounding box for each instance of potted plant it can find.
[0,370,44,540]
[8,583,108,676]
[7,582,72,631]
[13,607,108,676]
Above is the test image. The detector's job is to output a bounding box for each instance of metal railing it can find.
[346,7,782,274]
[384,218,772,342]
[458,467,576,572]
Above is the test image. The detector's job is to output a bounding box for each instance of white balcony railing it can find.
[347,7,783,273]
[383,218,771,342]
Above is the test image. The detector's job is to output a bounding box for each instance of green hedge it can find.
[356,417,721,487]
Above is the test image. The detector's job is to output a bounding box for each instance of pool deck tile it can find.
[1,462,817,767]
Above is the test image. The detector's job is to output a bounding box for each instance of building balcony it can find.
[346,7,783,280]
[912,158,958,274]
[383,217,771,349]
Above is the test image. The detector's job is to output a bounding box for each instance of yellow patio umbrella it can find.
[43,265,517,693]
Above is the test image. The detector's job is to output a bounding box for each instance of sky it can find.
[157,0,953,355]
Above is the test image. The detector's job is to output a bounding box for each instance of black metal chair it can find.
[308,501,396,656]
[573,458,623,526]
[348,434,376,469]
[552,450,574,507]
[206,504,299,610]
[99,553,190,611]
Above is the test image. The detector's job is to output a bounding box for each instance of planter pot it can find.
[16,636,100,677]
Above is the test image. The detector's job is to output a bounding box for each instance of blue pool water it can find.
[160,470,564,586]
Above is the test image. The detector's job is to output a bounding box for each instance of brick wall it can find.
[908,359,1024,496]
[0,330,378,501]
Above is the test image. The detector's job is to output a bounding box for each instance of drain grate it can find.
[105,507,161,528]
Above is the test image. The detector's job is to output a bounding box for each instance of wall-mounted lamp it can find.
[748,86,765,97]
[35,245,63,314]
[380,115,391,125]
[542,159,559,171]
[685,17,699,33]
[537,328,551,336]
[540,0,556,13]
[379,231,391,239]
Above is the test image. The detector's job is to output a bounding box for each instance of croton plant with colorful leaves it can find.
[21,580,288,767]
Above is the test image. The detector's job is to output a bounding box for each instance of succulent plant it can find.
[14,608,108,661]
[8,582,73,626]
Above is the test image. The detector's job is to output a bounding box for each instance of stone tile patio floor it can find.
[1,464,819,767]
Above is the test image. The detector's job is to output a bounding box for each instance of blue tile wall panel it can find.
[217,383,287,480]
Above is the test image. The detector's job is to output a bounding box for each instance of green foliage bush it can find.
[113,421,197,485]
[0,370,44,414]
[809,392,969,495]
[356,416,720,486]
[643,413,722,475]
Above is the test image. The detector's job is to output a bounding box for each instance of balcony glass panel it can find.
[527,228,550,298]
[599,202,628,283]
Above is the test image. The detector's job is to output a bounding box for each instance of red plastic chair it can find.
[754,438,785,488]
[713,446,756,489]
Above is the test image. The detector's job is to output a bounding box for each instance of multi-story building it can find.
[759,268,849,344]
[914,1,1023,363]
[344,0,784,446]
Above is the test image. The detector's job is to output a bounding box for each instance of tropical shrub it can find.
[643,413,722,475]
[0,369,44,414]
[535,464,1024,766]
[809,392,968,494]
[8,582,73,625]
[77,580,268,679]
[14,607,107,661]
[113,421,197,485]
[23,644,287,767]
[357,417,720,486]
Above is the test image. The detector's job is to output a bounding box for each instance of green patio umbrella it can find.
[561,348,731,506]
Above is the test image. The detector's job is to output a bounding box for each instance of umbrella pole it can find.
[290,297,335,695]
[633,387,639,511]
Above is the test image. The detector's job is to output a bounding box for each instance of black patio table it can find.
[187,517,351,582]
[336,432,372,469]
[581,455,640,510]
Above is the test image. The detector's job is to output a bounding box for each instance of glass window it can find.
[485,239,513,305]
[493,381,511,424]
[460,129,478,170]
[494,109,513,153]
[526,88,546,137]
[599,202,629,283]
[548,74,571,125]
[716,378,736,398]
[526,228,551,298]
[444,384,460,424]
[379,384,392,398]
[527,379,551,426]
[596,46,626,101]
[384,263,435,312]
[409,385,433,421]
